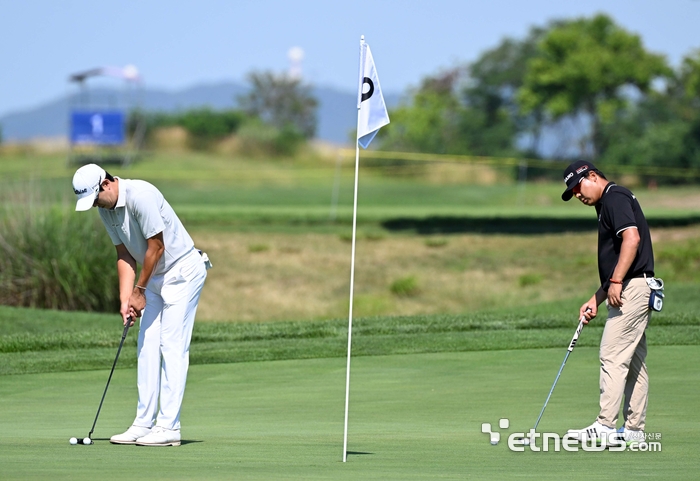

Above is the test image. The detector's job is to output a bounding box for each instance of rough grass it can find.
[2,283,698,376]
[194,226,700,322]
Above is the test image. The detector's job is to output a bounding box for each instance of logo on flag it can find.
[357,40,390,149]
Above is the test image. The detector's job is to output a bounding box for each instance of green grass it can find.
[0,346,698,480]
[2,283,698,376]
[2,151,699,234]
[1,151,699,478]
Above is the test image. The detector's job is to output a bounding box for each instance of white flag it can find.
[357,40,390,149]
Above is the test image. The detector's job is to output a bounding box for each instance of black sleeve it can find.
[603,191,636,237]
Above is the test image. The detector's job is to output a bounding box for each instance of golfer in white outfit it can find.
[72,164,208,447]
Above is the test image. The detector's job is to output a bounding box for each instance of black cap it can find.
[561,160,603,201]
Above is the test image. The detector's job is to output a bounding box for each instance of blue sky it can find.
[1,0,699,116]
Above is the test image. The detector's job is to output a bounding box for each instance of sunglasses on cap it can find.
[571,173,592,195]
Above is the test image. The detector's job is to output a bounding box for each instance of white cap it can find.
[72,164,106,211]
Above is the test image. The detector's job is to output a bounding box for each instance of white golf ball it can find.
[69,437,78,445]
[83,437,92,445]
[490,440,498,445]
[523,438,530,446]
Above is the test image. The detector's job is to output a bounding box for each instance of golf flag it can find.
[357,40,390,148]
[344,35,390,464]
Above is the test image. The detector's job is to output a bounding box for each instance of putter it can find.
[70,316,132,445]
[522,310,590,444]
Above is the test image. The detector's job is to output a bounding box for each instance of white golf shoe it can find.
[110,425,152,445]
[567,421,616,443]
[135,426,181,447]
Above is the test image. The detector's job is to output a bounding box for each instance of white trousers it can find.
[133,248,207,431]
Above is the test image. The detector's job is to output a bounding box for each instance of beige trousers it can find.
[597,277,651,431]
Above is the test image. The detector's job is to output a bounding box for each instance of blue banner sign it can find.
[70,111,125,145]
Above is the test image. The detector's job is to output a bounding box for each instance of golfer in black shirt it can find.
[561,161,654,446]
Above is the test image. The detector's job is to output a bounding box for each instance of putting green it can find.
[0,346,697,480]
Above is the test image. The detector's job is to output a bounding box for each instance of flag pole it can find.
[343,34,365,464]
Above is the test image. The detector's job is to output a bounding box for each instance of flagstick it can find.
[342,108,362,463]
[343,36,365,461]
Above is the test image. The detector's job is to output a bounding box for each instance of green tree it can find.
[378,69,466,154]
[518,14,671,159]
[378,66,521,157]
[379,24,557,157]
[127,108,245,150]
[465,24,554,155]
[238,71,318,139]
[679,49,700,104]
[599,49,700,174]
[177,108,245,147]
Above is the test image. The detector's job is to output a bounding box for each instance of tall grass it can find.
[0,183,118,311]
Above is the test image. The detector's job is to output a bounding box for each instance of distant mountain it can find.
[0,82,401,145]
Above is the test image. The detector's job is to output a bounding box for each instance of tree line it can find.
[129,71,317,155]
[377,14,700,178]
[127,13,700,174]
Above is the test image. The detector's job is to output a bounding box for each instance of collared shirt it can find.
[594,183,654,291]
[98,178,194,277]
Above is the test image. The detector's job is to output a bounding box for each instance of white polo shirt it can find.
[98,178,194,277]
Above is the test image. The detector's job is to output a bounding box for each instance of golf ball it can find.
[83,437,92,445]
[490,440,498,445]
[69,437,78,445]
[523,438,530,446]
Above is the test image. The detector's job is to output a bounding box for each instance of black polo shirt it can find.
[595,183,654,291]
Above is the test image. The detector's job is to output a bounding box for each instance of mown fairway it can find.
[1,346,698,480]
[1,286,698,479]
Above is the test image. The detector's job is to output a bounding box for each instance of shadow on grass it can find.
[89,438,203,446]
[381,215,700,235]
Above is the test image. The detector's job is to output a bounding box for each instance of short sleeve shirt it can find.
[595,183,654,291]
[98,178,194,276]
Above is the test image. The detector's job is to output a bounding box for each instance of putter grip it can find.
[567,320,585,352]
[123,316,133,336]
[567,309,591,352]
